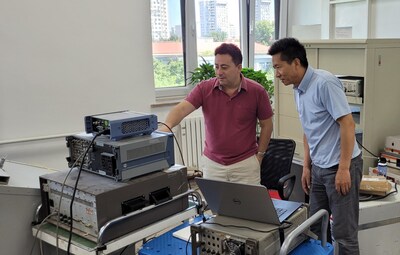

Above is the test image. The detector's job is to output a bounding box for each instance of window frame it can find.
[154,0,281,100]
[155,0,197,99]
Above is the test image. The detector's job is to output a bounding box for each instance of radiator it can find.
[178,116,205,172]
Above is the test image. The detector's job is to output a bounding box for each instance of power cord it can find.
[359,182,398,202]
[54,149,89,255]
[158,122,185,166]
[356,138,379,159]
[356,137,388,167]
[356,138,398,201]
[29,212,58,255]
[158,122,195,189]
[66,130,109,255]
[185,234,192,255]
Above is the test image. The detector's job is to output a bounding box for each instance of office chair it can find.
[260,138,296,200]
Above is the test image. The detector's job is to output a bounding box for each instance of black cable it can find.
[158,122,186,166]
[355,138,399,201]
[158,121,193,189]
[280,220,294,229]
[360,182,398,202]
[118,243,132,255]
[55,157,84,255]
[185,234,191,255]
[142,236,157,245]
[66,130,108,255]
[356,138,379,159]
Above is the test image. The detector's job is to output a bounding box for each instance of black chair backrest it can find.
[260,138,296,190]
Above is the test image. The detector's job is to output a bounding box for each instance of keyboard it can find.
[275,207,287,217]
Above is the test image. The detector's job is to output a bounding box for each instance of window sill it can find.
[151,96,184,108]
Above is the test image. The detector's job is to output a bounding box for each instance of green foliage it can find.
[168,34,180,42]
[187,57,216,86]
[255,20,275,46]
[210,31,228,42]
[241,68,274,97]
[188,58,274,97]
[153,58,185,88]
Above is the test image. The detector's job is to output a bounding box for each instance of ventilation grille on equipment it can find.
[179,116,205,171]
[121,119,150,134]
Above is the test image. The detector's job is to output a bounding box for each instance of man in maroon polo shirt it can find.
[159,43,273,185]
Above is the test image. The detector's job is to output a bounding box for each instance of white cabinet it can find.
[274,39,400,172]
[0,161,55,255]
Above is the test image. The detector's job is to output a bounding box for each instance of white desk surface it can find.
[0,160,56,190]
[359,184,400,225]
[0,160,57,255]
[358,183,400,255]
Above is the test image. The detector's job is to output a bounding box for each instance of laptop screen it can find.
[195,177,302,225]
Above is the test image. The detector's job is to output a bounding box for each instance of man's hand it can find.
[335,168,351,195]
[301,166,311,195]
[256,153,264,164]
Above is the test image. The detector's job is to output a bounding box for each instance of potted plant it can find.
[187,57,216,86]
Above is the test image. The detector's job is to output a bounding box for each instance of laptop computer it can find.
[195,177,303,225]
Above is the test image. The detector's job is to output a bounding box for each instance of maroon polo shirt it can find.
[186,76,273,165]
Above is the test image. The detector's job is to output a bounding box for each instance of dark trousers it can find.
[309,154,363,255]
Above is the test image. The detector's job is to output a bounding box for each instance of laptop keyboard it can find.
[275,207,287,217]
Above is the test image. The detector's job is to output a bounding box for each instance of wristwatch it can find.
[257,151,266,157]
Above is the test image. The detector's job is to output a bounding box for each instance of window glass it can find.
[253,0,275,82]
[151,0,185,88]
[195,0,241,67]
[150,0,278,97]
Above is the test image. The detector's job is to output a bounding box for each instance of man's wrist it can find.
[257,151,266,157]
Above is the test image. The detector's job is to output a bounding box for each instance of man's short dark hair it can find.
[215,43,243,66]
[268,37,308,68]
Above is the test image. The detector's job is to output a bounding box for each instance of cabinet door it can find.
[362,47,400,169]
[318,48,365,76]
[307,48,318,67]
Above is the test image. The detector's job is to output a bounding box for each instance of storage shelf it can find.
[347,96,363,105]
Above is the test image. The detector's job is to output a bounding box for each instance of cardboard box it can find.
[360,175,392,196]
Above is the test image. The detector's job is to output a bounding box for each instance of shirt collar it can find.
[294,66,314,94]
[214,74,246,92]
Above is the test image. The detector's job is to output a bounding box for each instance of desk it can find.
[358,185,400,255]
[32,205,198,254]
[0,161,55,255]
[139,216,203,255]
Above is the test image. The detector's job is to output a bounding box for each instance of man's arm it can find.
[301,134,312,195]
[158,100,196,132]
[256,117,273,162]
[335,113,356,195]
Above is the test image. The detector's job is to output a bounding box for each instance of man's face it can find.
[272,53,300,86]
[214,54,242,87]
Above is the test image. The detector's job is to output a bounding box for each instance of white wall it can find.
[287,0,400,40]
[287,0,322,38]
[0,0,156,170]
[371,0,400,38]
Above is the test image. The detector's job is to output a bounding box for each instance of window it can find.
[195,0,241,66]
[252,0,275,82]
[150,0,277,99]
[151,0,185,89]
